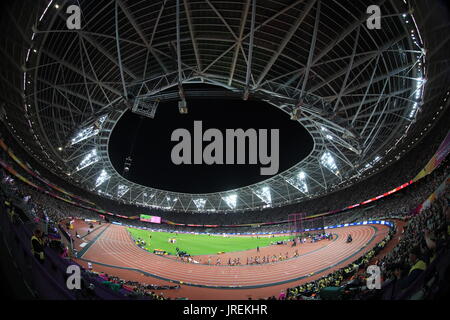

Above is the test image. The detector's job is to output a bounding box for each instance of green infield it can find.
[127,228,293,256]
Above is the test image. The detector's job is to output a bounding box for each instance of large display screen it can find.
[140,214,161,224]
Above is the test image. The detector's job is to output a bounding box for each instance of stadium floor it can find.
[71,220,390,299]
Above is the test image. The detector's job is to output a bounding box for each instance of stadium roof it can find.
[1,0,449,212]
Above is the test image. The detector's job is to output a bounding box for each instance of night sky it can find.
[109,89,313,193]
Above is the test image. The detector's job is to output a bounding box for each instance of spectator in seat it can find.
[446,204,450,237]
[7,205,17,224]
[381,263,407,300]
[401,246,427,289]
[31,229,45,263]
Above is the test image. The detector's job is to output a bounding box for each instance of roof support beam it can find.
[360,79,389,136]
[284,14,369,87]
[183,0,202,73]
[115,0,128,98]
[298,0,321,98]
[229,0,251,86]
[332,26,360,112]
[78,37,116,105]
[334,62,416,98]
[80,33,138,80]
[339,87,412,112]
[117,0,148,47]
[354,106,405,120]
[40,49,122,97]
[36,97,82,116]
[256,0,317,87]
[309,34,407,94]
[37,78,105,110]
[148,0,170,74]
[244,0,256,99]
[362,96,391,154]
[204,0,238,41]
[241,0,308,43]
[78,36,95,115]
[176,0,186,104]
[351,55,380,126]
[203,42,237,74]
[299,106,356,137]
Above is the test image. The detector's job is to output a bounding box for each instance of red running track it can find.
[77,223,389,297]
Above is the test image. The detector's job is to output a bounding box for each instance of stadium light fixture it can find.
[70,115,107,146]
[193,198,207,210]
[95,169,111,188]
[222,194,237,209]
[286,171,308,194]
[117,184,130,198]
[320,151,339,176]
[75,149,99,172]
[161,196,178,209]
[254,186,272,205]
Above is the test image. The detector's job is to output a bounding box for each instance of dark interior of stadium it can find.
[0,0,449,308]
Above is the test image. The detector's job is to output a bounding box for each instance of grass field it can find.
[127,228,293,256]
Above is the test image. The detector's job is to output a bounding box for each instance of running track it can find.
[77,223,389,295]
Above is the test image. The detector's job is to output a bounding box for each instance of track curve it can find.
[78,223,389,289]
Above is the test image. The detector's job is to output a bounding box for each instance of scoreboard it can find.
[140,214,161,224]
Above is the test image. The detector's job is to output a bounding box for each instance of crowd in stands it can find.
[73,268,181,300]
[1,158,448,299]
[1,151,448,238]
[0,181,186,300]
[86,271,180,300]
[283,230,395,300]
[282,185,450,300]
[1,119,449,299]
[375,194,450,298]
[0,107,448,227]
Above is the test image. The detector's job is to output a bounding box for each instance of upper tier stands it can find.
[0,104,448,225]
